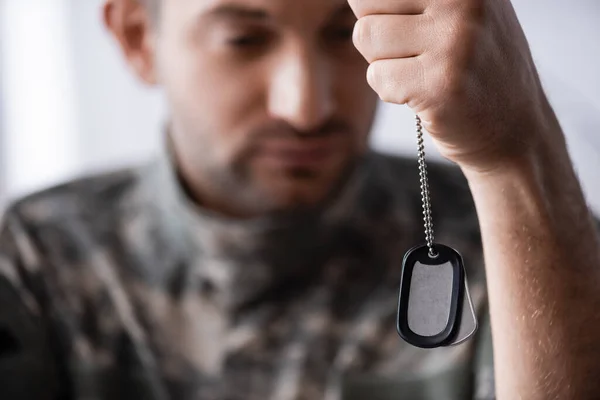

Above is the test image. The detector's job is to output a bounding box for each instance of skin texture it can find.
[348,0,600,398]
[105,0,600,398]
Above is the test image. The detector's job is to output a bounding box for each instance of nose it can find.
[267,46,334,133]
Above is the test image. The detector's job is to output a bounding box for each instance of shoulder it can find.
[3,167,143,229]
[0,165,155,286]
[0,166,150,268]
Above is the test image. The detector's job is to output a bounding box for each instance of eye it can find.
[226,33,270,48]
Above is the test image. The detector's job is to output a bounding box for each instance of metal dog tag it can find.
[396,244,477,348]
[396,115,478,348]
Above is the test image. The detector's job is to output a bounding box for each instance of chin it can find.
[259,175,341,212]
[275,190,329,210]
[250,156,354,212]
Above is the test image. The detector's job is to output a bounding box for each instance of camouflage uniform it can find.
[0,143,495,399]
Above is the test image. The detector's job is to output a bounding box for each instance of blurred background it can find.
[1,0,599,213]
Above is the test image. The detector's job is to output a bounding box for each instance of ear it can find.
[103,0,158,85]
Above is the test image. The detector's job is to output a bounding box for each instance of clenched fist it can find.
[348,0,557,171]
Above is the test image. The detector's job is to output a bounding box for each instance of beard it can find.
[171,117,367,218]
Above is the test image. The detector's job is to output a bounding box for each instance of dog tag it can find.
[396,115,478,348]
[396,244,477,348]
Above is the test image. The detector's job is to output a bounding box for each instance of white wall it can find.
[68,0,164,173]
[1,0,600,212]
[1,0,79,201]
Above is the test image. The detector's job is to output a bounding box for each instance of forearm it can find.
[463,121,600,399]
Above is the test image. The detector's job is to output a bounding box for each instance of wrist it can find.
[461,120,594,249]
[460,106,569,183]
[453,90,568,176]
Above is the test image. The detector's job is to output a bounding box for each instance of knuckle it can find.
[368,61,408,105]
[352,17,370,50]
[366,62,380,89]
[349,0,369,19]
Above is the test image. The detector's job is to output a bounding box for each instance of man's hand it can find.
[350,2,600,399]
[348,0,550,172]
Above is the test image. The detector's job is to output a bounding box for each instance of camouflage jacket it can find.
[0,144,494,400]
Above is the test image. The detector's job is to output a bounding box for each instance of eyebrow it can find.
[205,3,270,21]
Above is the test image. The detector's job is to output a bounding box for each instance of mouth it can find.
[255,137,341,169]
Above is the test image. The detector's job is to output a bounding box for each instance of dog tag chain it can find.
[396,115,478,349]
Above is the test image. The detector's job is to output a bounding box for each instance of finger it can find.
[366,57,425,106]
[353,14,431,62]
[347,0,429,19]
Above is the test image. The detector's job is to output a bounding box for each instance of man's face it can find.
[153,0,378,215]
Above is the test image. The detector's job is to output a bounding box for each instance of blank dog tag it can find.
[396,244,477,348]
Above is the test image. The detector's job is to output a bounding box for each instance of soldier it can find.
[1,0,599,399]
